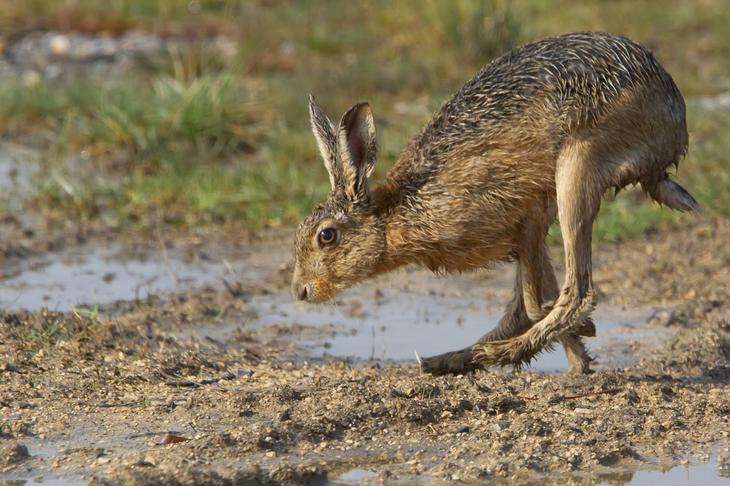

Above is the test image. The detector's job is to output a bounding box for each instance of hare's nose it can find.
[293,283,310,301]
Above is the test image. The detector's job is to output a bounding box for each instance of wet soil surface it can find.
[0,30,236,82]
[0,218,728,485]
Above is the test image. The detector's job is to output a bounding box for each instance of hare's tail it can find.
[643,173,698,212]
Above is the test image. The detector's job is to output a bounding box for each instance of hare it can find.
[291,32,696,375]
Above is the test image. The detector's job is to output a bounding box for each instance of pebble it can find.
[498,419,515,430]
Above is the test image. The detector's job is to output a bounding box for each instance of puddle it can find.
[595,456,730,485]
[0,429,178,485]
[322,453,729,485]
[243,282,668,373]
[328,467,378,484]
[0,479,86,486]
[0,440,84,485]
[1,244,671,372]
[0,245,237,312]
[1,440,725,486]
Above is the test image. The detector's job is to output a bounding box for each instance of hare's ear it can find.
[338,102,377,201]
[308,95,339,192]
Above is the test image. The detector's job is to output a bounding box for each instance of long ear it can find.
[308,95,339,191]
[338,102,377,201]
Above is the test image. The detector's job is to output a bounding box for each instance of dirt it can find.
[0,217,729,485]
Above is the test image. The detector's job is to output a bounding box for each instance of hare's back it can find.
[415,32,682,164]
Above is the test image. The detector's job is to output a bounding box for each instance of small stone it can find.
[455,425,470,434]
[220,371,236,381]
[164,379,199,388]
[158,434,189,445]
[49,35,70,56]
[493,420,511,432]
[622,389,640,404]
[0,442,30,470]
[458,399,474,411]
[279,408,291,421]
[236,368,254,378]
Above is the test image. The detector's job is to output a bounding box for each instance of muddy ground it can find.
[0,216,729,485]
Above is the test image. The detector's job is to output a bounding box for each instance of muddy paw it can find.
[419,348,478,376]
[565,353,595,375]
[473,337,535,368]
[575,317,596,337]
[565,364,595,375]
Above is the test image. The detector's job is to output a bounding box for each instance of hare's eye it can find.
[318,227,339,247]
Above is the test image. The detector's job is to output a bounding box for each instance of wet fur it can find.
[292,32,696,375]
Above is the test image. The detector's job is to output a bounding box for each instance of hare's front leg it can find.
[419,265,532,375]
[473,142,600,369]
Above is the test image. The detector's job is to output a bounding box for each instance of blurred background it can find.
[0,0,728,243]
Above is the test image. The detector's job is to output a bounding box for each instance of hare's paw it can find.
[419,348,478,376]
[472,336,537,369]
[575,316,596,337]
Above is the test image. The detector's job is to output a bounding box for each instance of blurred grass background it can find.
[0,0,728,240]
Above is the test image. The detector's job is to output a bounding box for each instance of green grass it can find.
[3,306,101,344]
[0,0,728,238]
[2,74,261,154]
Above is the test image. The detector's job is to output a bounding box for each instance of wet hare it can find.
[291,32,696,375]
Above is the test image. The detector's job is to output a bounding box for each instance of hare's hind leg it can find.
[420,210,594,375]
[541,245,595,374]
[505,207,595,373]
[537,229,596,374]
[530,215,594,374]
[473,140,601,369]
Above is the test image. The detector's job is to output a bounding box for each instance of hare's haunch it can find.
[291,32,696,375]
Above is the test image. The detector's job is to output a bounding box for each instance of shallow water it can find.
[595,457,730,485]
[4,436,725,486]
[0,478,86,486]
[0,440,83,485]
[1,246,670,373]
[0,246,230,311]
[325,454,730,485]
[247,286,666,373]
[330,467,378,484]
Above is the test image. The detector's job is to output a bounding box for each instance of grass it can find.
[2,306,102,344]
[0,0,728,239]
[2,74,261,153]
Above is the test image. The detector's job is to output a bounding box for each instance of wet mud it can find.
[0,218,728,485]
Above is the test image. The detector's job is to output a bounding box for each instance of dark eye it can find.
[318,227,339,247]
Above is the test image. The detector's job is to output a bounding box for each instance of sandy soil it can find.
[0,217,728,485]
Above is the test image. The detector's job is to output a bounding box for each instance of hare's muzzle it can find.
[292,281,311,302]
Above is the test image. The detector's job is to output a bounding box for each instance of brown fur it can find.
[291,32,696,375]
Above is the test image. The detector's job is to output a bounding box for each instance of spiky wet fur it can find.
[292,32,695,374]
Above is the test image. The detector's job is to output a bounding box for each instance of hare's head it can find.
[291,95,383,303]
